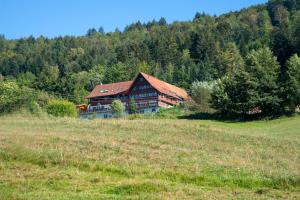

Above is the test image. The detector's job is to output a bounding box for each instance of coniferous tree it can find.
[211,70,259,116]
[281,54,300,112]
[86,28,97,36]
[217,42,245,76]
[245,48,281,115]
[158,17,167,26]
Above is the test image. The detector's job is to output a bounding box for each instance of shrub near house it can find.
[46,99,77,117]
[110,100,125,118]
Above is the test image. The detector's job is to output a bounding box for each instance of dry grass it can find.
[0,114,299,199]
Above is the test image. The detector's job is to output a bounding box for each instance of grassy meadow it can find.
[0,114,299,199]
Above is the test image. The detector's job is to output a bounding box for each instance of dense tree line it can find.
[210,48,300,117]
[0,0,300,117]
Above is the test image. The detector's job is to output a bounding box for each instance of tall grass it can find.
[0,114,299,199]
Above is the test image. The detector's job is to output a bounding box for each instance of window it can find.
[152,108,156,112]
[129,92,158,99]
[139,77,144,82]
[100,89,109,93]
[139,85,151,90]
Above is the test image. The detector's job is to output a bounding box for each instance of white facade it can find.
[80,106,160,119]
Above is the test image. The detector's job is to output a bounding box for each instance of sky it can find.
[0,0,268,39]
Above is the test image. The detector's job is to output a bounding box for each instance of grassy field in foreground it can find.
[0,115,299,199]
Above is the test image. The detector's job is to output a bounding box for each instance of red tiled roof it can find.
[86,81,132,98]
[139,72,189,100]
[86,72,189,100]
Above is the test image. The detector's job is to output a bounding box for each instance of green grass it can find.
[0,114,299,199]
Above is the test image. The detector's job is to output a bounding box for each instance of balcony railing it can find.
[129,100,158,109]
[80,107,111,114]
[80,100,159,114]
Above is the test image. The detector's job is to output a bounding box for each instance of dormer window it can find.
[100,89,109,93]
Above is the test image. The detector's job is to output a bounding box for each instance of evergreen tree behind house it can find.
[79,72,189,118]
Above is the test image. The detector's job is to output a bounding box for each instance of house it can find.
[79,72,189,118]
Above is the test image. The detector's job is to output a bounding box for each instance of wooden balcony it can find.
[80,100,159,114]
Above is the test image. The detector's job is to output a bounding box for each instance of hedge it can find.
[46,99,77,117]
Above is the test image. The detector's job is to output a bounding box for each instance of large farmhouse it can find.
[80,72,189,118]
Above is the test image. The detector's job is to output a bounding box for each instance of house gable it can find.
[127,73,158,100]
[136,72,189,100]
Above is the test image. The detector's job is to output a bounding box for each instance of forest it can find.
[0,0,300,117]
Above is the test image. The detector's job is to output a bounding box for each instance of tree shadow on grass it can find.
[178,112,227,121]
[178,112,292,122]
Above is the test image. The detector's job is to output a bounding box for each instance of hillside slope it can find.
[1,0,300,103]
[0,115,299,199]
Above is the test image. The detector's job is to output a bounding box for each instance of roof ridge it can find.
[95,80,132,87]
[140,72,183,89]
[87,72,189,99]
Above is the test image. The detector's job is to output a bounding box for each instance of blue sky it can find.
[0,0,267,39]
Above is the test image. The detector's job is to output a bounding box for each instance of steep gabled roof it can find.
[139,72,189,100]
[86,72,189,100]
[86,81,132,98]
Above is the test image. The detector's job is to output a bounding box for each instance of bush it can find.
[0,80,37,114]
[36,91,55,108]
[110,100,125,118]
[191,80,218,113]
[155,107,184,119]
[46,99,77,117]
[28,101,44,116]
